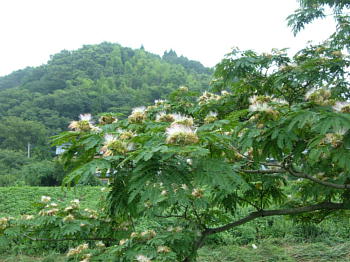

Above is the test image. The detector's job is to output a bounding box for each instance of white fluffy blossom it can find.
[79,114,92,121]
[128,107,147,123]
[101,134,134,156]
[135,255,151,262]
[41,196,51,203]
[96,241,105,248]
[204,111,218,123]
[171,113,194,126]
[67,243,89,257]
[305,88,332,105]
[178,86,189,92]
[156,112,174,122]
[154,99,167,105]
[249,102,274,113]
[198,91,221,105]
[63,214,75,222]
[71,199,80,205]
[157,246,171,253]
[166,124,195,137]
[104,134,117,145]
[69,114,96,131]
[272,98,288,105]
[221,90,231,96]
[333,101,350,113]
[166,124,198,145]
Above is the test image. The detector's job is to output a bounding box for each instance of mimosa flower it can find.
[128,107,147,123]
[166,124,199,145]
[171,113,194,127]
[204,111,218,123]
[156,112,175,122]
[333,101,350,113]
[136,255,151,262]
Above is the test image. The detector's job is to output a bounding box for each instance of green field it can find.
[1,187,350,261]
[0,186,102,217]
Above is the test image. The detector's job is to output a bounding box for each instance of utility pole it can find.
[27,142,31,158]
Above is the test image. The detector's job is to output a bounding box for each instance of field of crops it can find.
[0,186,102,217]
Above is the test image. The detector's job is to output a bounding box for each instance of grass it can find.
[0,254,66,262]
[198,240,350,262]
[2,241,350,261]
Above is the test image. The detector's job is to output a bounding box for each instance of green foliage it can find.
[0,149,67,186]
[49,69,350,260]
[288,0,350,49]
[1,1,350,261]
[198,240,350,262]
[20,160,66,186]
[0,117,48,153]
[0,149,30,186]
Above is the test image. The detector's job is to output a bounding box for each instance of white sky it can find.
[0,0,335,77]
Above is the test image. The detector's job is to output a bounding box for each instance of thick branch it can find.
[206,202,346,235]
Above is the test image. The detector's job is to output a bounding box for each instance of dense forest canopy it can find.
[0,42,212,186]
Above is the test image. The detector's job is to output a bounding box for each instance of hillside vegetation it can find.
[0,43,211,133]
[0,43,211,186]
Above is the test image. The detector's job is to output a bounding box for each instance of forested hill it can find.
[0,42,212,138]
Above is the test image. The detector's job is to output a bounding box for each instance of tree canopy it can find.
[47,1,350,257]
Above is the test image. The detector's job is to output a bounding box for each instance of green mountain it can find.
[0,42,212,136]
[0,42,212,186]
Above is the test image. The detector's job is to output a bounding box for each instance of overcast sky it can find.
[0,0,335,76]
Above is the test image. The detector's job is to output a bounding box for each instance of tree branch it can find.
[205,202,346,235]
[240,167,350,190]
[287,167,350,190]
[155,214,187,219]
[23,234,116,242]
[240,169,285,174]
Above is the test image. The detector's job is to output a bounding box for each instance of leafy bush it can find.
[0,149,29,186]
[20,160,66,186]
